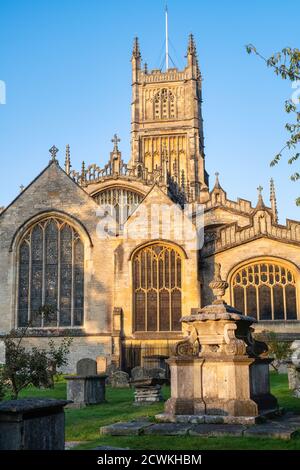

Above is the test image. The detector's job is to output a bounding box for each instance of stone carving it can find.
[245,327,268,358]
[175,324,199,357]
[223,323,247,356]
[209,262,228,303]
[287,341,300,398]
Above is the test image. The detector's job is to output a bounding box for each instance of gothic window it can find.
[17,217,84,327]
[153,88,175,120]
[232,261,297,320]
[94,187,143,233]
[133,244,182,332]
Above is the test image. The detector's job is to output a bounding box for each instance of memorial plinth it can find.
[157,264,278,424]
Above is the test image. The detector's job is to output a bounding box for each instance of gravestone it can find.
[147,368,166,379]
[110,371,130,388]
[96,356,107,374]
[76,358,97,376]
[131,366,148,381]
[65,358,107,407]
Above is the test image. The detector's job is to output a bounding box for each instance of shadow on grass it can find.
[17,372,300,450]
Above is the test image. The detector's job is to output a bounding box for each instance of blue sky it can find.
[0,0,299,222]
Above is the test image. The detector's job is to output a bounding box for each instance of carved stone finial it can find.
[81,161,86,185]
[132,37,141,59]
[255,185,266,210]
[187,33,196,56]
[65,144,71,175]
[270,178,278,223]
[209,262,228,304]
[49,145,59,163]
[214,171,221,189]
[111,134,121,152]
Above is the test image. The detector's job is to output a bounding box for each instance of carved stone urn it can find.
[158,264,278,424]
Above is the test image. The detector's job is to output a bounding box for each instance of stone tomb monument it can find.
[65,358,107,407]
[287,340,300,398]
[157,264,278,424]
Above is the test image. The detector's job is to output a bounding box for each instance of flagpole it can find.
[165,5,169,70]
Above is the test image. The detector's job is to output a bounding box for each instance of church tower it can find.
[130,34,208,200]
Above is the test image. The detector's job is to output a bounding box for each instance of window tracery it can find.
[232,261,297,320]
[133,244,182,332]
[18,217,84,327]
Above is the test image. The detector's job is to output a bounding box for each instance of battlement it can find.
[139,67,190,83]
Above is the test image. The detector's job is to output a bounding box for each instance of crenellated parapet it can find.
[203,210,300,257]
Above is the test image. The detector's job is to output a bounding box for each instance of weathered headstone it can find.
[147,368,166,379]
[96,356,107,374]
[110,371,130,388]
[131,366,148,381]
[76,358,97,376]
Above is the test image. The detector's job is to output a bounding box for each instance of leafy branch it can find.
[246,44,300,205]
[0,305,72,400]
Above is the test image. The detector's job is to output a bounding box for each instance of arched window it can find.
[154,88,175,120]
[231,261,298,320]
[18,217,84,327]
[133,244,182,332]
[94,187,143,233]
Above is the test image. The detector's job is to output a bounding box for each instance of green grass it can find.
[16,372,300,450]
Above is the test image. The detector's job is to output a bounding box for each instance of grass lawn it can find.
[17,372,300,450]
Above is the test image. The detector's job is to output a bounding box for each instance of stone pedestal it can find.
[287,340,300,398]
[132,378,164,405]
[65,375,107,407]
[157,282,278,424]
[287,364,300,398]
[0,398,69,450]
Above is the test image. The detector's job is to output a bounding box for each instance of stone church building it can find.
[1,36,300,371]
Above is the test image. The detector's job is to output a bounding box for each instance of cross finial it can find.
[257,185,263,196]
[111,134,120,152]
[214,171,221,189]
[49,145,59,162]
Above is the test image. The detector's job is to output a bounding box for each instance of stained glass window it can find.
[18,217,84,327]
[232,261,297,320]
[94,187,143,233]
[133,244,182,332]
